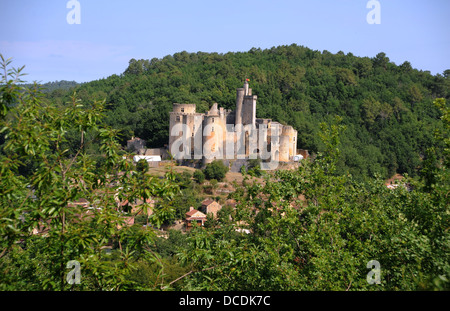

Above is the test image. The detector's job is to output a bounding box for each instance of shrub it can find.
[193,169,205,184]
[136,158,149,173]
[175,171,192,188]
[247,158,262,177]
[203,160,229,181]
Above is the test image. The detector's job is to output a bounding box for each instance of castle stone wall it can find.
[167,80,300,167]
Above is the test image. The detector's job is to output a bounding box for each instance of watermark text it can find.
[67,0,81,25]
[367,260,381,284]
[66,260,81,284]
[366,0,381,24]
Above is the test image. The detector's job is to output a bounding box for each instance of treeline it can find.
[44,44,450,181]
[22,80,80,93]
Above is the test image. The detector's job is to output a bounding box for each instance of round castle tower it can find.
[279,125,297,162]
[203,103,224,165]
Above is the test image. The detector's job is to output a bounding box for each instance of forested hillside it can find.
[45,44,450,180]
[23,80,80,93]
[1,52,449,291]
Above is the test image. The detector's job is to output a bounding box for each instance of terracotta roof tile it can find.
[202,199,214,206]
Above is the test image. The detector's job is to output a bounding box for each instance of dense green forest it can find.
[44,44,450,181]
[0,53,449,291]
[22,80,80,93]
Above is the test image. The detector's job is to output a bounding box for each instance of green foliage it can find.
[171,186,201,220]
[246,159,262,177]
[203,160,229,181]
[0,57,180,290]
[174,170,192,189]
[21,80,79,94]
[193,169,205,184]
[153,229,188,258]
[240,164,247,175]
[0,54,27,119]
[136,158,149,173]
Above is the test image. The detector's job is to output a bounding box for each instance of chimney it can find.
[189,206,194,211]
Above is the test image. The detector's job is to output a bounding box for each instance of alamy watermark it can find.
[170,123,282,170]
[67,0,81,25]
[366,0,381,24]
[366,260,381,284]
[66,2,380,26]
[66,260,81,285]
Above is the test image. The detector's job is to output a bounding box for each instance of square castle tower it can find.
[168,80,297,165]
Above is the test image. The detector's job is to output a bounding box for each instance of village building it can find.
[132,154,162,167]
[127,137,170,165]
[200,199,222,218]
[185,207,207,229]
[127,137,146,151]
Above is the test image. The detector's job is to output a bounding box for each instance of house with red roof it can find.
[185,207,207,229]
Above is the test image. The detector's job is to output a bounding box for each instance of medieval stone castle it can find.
[168,80,298,167]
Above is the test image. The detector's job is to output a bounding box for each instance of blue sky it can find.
[0,0,449,83]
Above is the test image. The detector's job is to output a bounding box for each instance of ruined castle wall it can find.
[256,119,272,160]
[226,110,236,125]
[219,108,230,159]
[235,88,244,125]
[172,103,196,114]
[282,126,297,158]
[242,95,257,127]
[168,112,181,155]
[202,115,220,164]
[169,103,199,158]
[292,130,298,158]
[279,135,290,162]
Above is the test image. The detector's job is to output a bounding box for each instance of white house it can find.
[293,154,304,162]
[133,155,162,163]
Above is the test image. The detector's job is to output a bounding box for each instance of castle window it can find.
[181,108,184,113]
[212,126,214,132]
[176,116,180,122]
[212,118,214,123]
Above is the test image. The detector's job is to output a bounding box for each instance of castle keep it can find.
[168,80,297,166]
